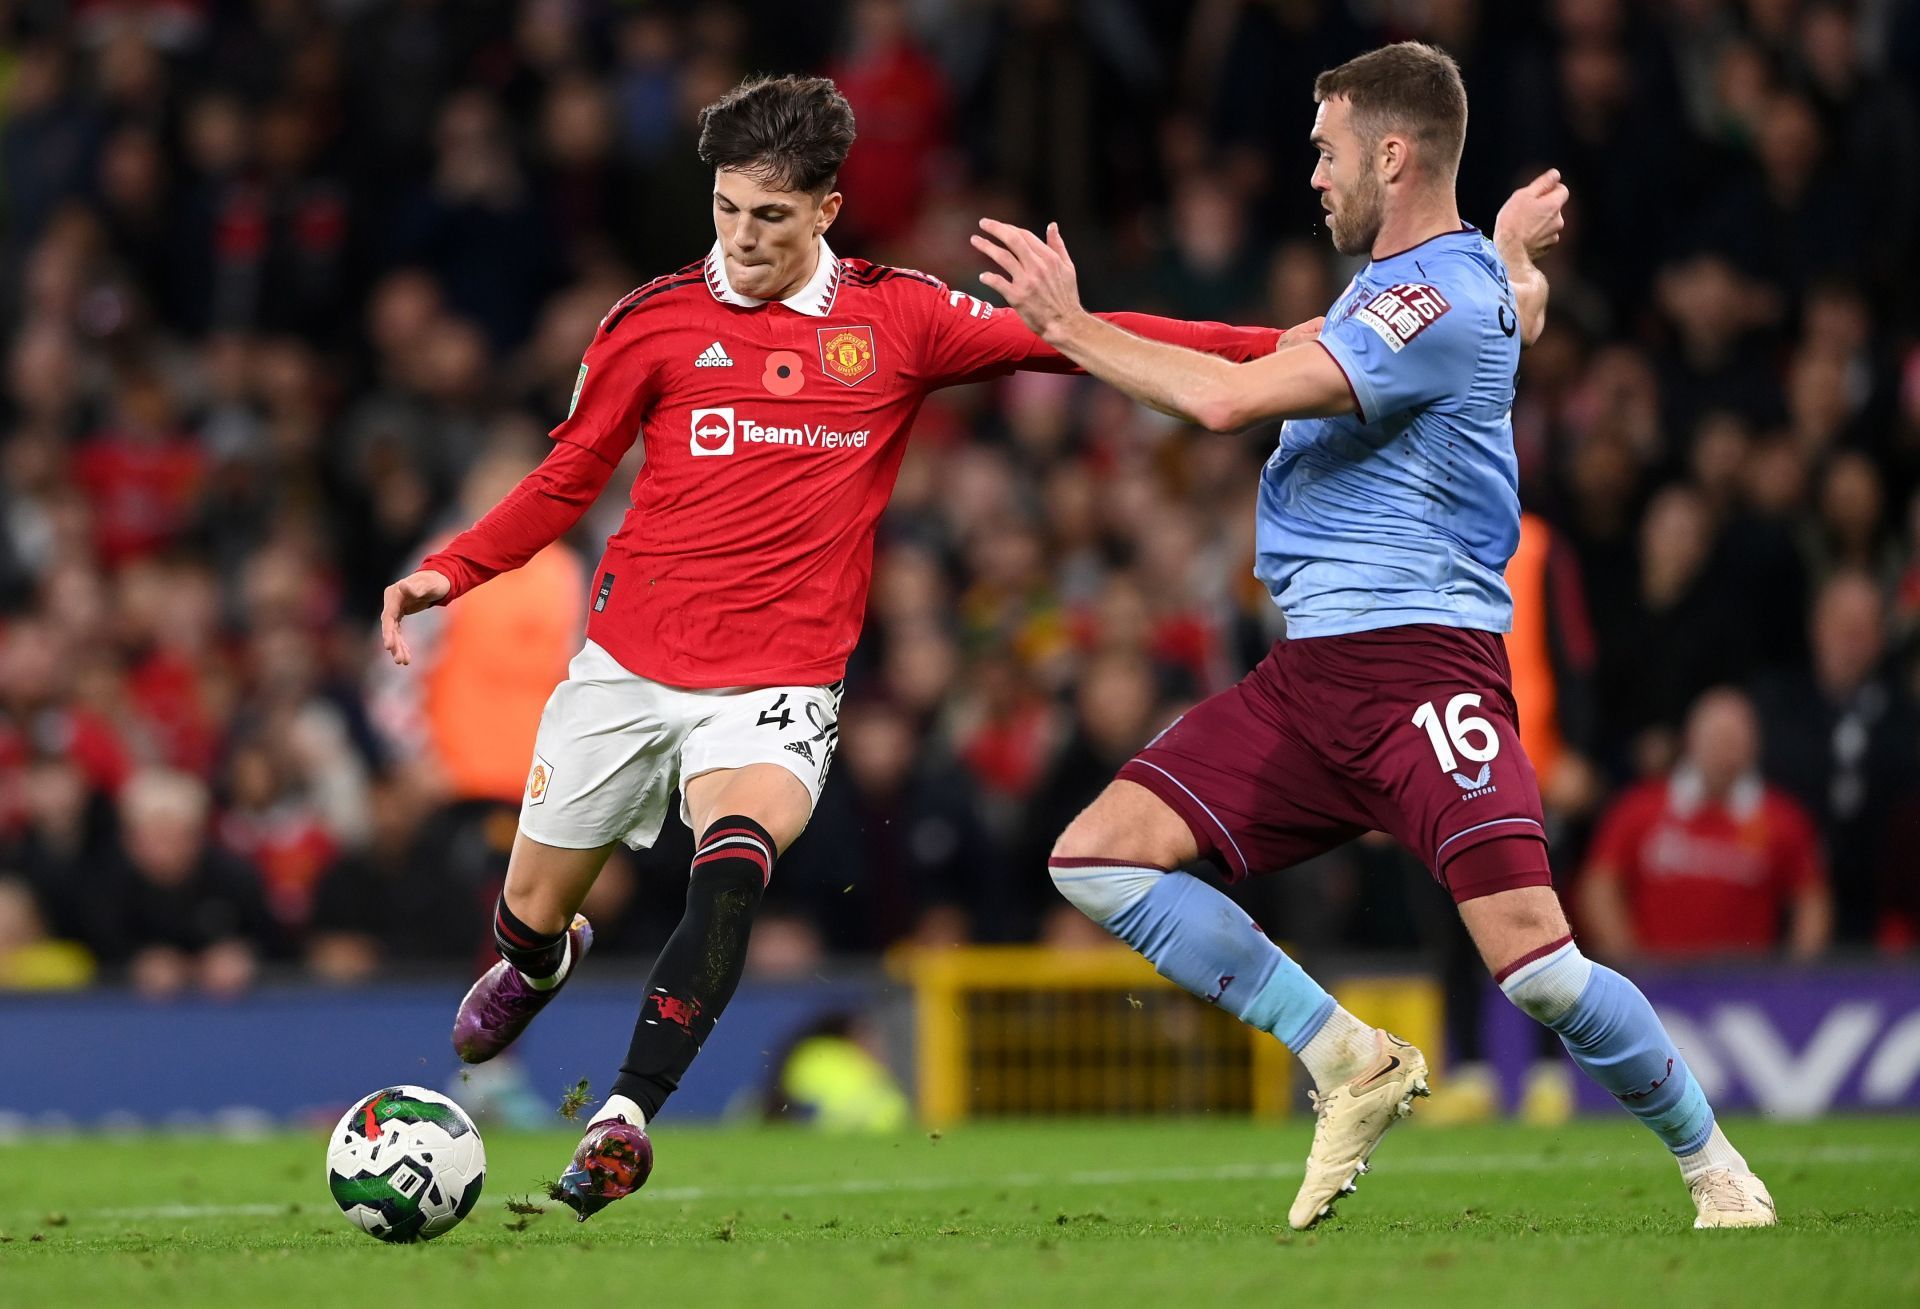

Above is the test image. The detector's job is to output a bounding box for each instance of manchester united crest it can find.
[817,325,877,387]
[526,756,552,805]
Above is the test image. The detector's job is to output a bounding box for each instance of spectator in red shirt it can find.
[1579,687,1831,961]
[827,0,953,248]
[71,370,206,568]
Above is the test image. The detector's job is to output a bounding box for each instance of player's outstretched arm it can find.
[379,438,618,666]
[912,270,1304,388]
[1493,169,1567,348]
[973,219,1353,431]
[1093,311,1326,363]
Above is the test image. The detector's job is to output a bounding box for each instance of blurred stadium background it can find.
[1,0,1918,1136]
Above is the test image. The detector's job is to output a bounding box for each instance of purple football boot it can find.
[451,913,593,1063]
[552,1117,654,1221]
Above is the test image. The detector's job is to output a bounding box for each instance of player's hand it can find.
[972,218,1086,340]
[380,568,451,666]
[1495,169,1568,262]
[1276,316,1326,350]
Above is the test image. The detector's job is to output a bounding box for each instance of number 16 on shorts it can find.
[1412,693,1500,790]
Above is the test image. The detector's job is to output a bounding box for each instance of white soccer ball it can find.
[325,1085,486,1243]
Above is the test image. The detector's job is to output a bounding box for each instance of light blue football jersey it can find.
[1255,226,1522,637]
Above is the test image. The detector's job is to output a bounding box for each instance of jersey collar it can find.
[1667,765,1763,820]
[704,240,842,316]
[1370,222,1479,266]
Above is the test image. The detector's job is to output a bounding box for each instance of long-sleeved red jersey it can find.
[422,243,1282,688]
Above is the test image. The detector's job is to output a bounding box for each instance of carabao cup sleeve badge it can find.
[817,326,877,386]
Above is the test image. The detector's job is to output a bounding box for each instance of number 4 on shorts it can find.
[1411,693,1499,774]
[757,693,794,730]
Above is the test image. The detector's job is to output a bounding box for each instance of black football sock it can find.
[610,816,773,1121]
[493,895,568,980]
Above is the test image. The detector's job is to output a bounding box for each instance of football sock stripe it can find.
[493,896,568,979]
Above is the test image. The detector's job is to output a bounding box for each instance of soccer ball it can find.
[325,1085,486,1243]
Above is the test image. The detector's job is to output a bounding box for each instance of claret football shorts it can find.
[1118,625,1552,903]
[517,640,842,851]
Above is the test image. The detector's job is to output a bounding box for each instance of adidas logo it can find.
[695,341,734,368]
[784,739,815,764]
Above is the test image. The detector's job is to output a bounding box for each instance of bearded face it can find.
[1327,163,1386,256]
[1310,97,1388,258]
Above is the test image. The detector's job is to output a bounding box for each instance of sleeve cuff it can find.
[1316,338,1369,422]
[416,554,475,604]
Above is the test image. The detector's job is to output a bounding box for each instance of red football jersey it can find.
[424,243,1281,688]
[1585,773,1827,956]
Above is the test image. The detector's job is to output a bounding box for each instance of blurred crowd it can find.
[2,0,1919,996]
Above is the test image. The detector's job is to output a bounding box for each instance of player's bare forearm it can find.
[1492,220,1549,347]
[975,217,1348,430]
[1493,169,1567,348]
[1044,310,1260,429]
[1503,255,1549,348]
[1043,312,1350,430]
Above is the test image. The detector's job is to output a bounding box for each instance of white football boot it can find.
[1689,1168,1778,1229]
[1288,1031,1430,1230]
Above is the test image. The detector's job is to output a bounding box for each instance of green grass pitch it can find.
[2,1117,1915,1307]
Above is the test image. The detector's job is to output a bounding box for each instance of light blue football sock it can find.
[1048,859,1336,1050]
[1501,941,1713,1154]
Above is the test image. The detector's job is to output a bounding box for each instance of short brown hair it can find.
[697,75,856,194]
[1314,42,1468,177]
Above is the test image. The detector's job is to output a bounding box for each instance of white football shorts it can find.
[516,640,841,851]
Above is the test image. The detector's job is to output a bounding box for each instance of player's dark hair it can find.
[697,75,856,194]
[1314,42,1468,178]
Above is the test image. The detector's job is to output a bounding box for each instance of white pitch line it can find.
[93,1203,291,1219]
[65,1143,1918,1221]
[643,1143,1914,1202]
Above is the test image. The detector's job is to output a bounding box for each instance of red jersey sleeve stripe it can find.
[843,265,942,289]
[603,273,705,336]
